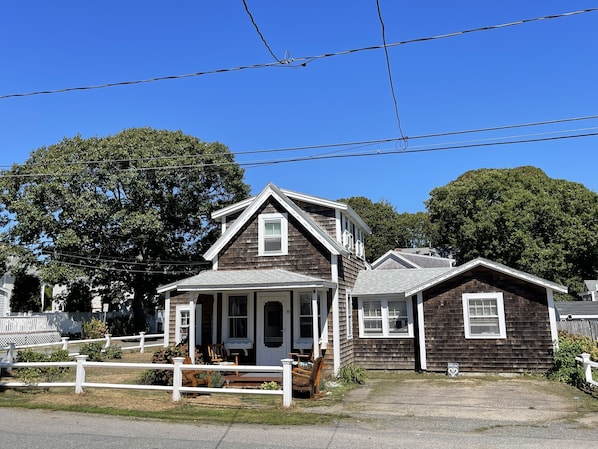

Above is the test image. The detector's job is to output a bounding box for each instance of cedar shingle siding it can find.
[423,267,553,373]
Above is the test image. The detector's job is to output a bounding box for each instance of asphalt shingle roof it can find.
[352,267,453,296]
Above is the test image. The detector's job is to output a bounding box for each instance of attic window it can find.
[462,292,506,339]
[258,213,288,256]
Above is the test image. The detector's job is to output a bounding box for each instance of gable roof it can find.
[583,280,598,292]
[157,268,336,294]
[353,258,567,297]
[370,250,455,270]
[203,183,350,262]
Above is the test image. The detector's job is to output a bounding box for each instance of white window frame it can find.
[293,290,324,349]
[175,304,192,345]
[258,212,288,256]
[358,296,413,338]
[346,288,353,340]
[462,292,506,339]
[222,293,254,348]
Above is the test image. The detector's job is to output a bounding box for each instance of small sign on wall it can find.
[447,362,459,377]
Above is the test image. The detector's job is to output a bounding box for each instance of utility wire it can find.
[1,8,595,100]
[2,114,596,170]
[375,0,407,145]
[242,0,282,63]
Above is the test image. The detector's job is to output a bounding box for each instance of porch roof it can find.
[157,269,336,294]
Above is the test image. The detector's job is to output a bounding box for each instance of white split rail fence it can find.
[0,351,294,408]
[575,353,598,387]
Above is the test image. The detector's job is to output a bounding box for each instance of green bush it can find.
[108,315,136,337]
[548,331,598,387]
[337,363,367,385]
[104,345,123,359]
[14,349,71,385]
[82,318,107,339]
[79,341,105,361]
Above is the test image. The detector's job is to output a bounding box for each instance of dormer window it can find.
[258,212,288,256]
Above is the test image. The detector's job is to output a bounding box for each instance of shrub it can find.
[79,341,105,361]
[140,344,203,386]
[107,315,136,337]
[548,331,598,387]
[82,318,107,339]
[337,363,367,385]
[261,381,281,390]
[104,345,123,359]
[14,349,71,385]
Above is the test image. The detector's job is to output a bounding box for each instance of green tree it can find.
[10,271,41,313]
[426,166,598,296]
[55,279,93,312]
[0,128,250,330]
[339,197,434,262]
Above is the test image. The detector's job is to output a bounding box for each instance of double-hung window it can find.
[175,304,191,344]
[258,213,288,256]
[462,292,506,339]
[227,295,248,339]
[359,297,412,338]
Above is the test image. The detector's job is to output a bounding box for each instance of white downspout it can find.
[164,292,170,347]
[188,292,196,363]
[417,292,427,371]
[546,288,558,350]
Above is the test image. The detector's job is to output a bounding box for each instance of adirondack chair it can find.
[292,357,324,398]
[207,343,239,365]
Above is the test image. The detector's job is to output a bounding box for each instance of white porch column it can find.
[164,292,170,347]
[188,292,196,363]
[212,294,218,344]
[417,292,427,371]
[312,289,320,359]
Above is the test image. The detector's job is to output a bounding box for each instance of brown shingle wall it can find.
[423,266,553,373]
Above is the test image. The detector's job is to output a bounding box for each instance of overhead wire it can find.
[241,0,283,63]
[1,114,597,173]
[1,8,595,99]
[375,0,407,146]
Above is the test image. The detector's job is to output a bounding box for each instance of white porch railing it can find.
[575,353,598,387]
[0,356,294,408]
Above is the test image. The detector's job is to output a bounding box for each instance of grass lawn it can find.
[0,350,351,425]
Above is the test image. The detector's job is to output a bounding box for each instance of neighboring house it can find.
[371,249,455,270]
[555,301,598,321]
[159,184,567,374]
[0,273,15,316]
[579,280,598,301]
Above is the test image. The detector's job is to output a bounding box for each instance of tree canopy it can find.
[426,166,598,296]
[0,128,250,329]
[339,196,435,262]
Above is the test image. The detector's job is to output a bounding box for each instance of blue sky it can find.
[1,1,597,212]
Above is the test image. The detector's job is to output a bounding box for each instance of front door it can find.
[256,292,291,366]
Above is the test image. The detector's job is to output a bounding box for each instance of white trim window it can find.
[258,213,288,256]
[358,297,413,338]
[175,304,191,344]
[225,294,250,339]
[462,292,506,339]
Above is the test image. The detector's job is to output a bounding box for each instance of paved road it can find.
[3,376,598,448]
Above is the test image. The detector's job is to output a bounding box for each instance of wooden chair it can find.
[207,343,239,365]
[292,357,324,398]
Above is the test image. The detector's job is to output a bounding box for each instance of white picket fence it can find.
[576,353,598,387]
[0,355,294,408]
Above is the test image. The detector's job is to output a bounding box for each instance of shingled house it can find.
[158,184,567,374]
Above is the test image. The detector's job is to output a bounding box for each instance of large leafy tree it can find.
[339,197,435,262]
[426,166,598,296]
[0,128,250,329]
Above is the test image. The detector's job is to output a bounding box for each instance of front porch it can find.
[158,269,336,370]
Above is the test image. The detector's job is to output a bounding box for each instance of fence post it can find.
[172,357,184,402]
[581,353,593,383]
[75,355,88,394]
[104,333,112,349]
[139,332,146,353]
[6,342,16,363]
[281,358,293,408]
[61,337,70,351]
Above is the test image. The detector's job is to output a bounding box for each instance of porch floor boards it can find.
[223,374,281,389]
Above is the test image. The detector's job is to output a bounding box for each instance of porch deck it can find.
[223,373,282,389]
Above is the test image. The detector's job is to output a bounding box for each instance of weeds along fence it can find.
[0,356,294,408]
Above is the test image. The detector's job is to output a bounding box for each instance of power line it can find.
[375,0,407,145]
[1,8,595,100]
[2,114,596,172]
[242,0,283,63]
